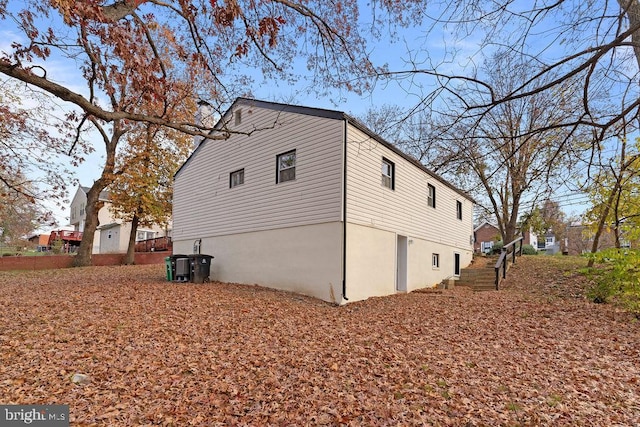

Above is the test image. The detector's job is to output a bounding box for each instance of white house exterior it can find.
[97,222,167,254]
[69,186,112,254]
[172,98,475,304]
[69,185,169,254]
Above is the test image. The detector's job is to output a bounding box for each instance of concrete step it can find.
[473,286,497,292]
[456,277,496,285]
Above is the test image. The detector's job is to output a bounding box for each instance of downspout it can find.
[342,118,348,301]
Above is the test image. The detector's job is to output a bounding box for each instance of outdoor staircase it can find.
[456,257,498,291]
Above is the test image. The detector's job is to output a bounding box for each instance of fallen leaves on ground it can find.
[0,258,638,426]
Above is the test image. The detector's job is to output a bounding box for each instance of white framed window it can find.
[456,200,462,220]
[481,241,494,254]
[428,184,436,208]
[432,253,440,268]
[136,231,156,241]
[381,157,395,190]
[230,168,245,188]
[277,150,296,183]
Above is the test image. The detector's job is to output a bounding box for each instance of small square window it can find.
[230,168,245,188]
[432,253,440,268]
[277,150,296,183]
[381,158,395,190]
[456,200,462,220]
[428,184,436,208]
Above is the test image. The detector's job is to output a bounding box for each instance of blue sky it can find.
[1,1,601,229]
[2,2,467,229]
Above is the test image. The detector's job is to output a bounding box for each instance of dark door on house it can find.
[454,253,461,276]
[396,235,408,292]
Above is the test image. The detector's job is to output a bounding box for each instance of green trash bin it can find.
[164,257,173,281]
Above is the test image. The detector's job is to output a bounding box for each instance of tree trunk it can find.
[73,183,105,267]
[124,213,140,265]
[587,185,620,267]
[619,0,640,71]
[613,188,623,248]
[73,120,123,267]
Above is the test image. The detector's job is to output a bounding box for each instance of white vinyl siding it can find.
[69,188,86,228]
[173,107,344,240]
[345,124,473,249]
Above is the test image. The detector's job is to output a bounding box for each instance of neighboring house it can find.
[538,230,561,254]
[70,186,112,254]
[522,227,538,250]
[48,228,83,253]
[97,222,167,254]
[27,234,50,252]
[173,98,475,304]
[473,222,501,254]
[69,185,169,254]
[565,221,635,255]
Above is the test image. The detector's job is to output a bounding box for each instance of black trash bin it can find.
[189,254,214,283]
[171,254,191,282]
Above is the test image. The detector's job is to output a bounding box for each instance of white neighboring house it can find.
[97,222,168,254]
[69,185,169,254]
[70,186,112,254]
[172,98,475,304]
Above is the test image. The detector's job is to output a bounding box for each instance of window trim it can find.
[456,200,462,220]
[229,168,245,188]
[381,157,395,190]
[428,183,436,208]
[276,149,296,184]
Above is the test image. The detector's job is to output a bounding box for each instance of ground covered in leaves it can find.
[1,256,638,426]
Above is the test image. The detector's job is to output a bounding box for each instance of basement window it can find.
[432,253,440,269]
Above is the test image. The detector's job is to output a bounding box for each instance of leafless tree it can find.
[373,0,640,163]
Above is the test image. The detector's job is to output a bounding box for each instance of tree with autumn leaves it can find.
[109,120,192,265]
[0,79,77,231]
[584,137,640,265]
[0,0,379,265]
[2,0,640,267]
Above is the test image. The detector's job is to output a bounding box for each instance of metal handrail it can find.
[494,236,524,289]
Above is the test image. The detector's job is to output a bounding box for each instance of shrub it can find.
[586,249,640,316]
[50,238,64,254]
[491,241,504,254]
[521,244,538,255]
